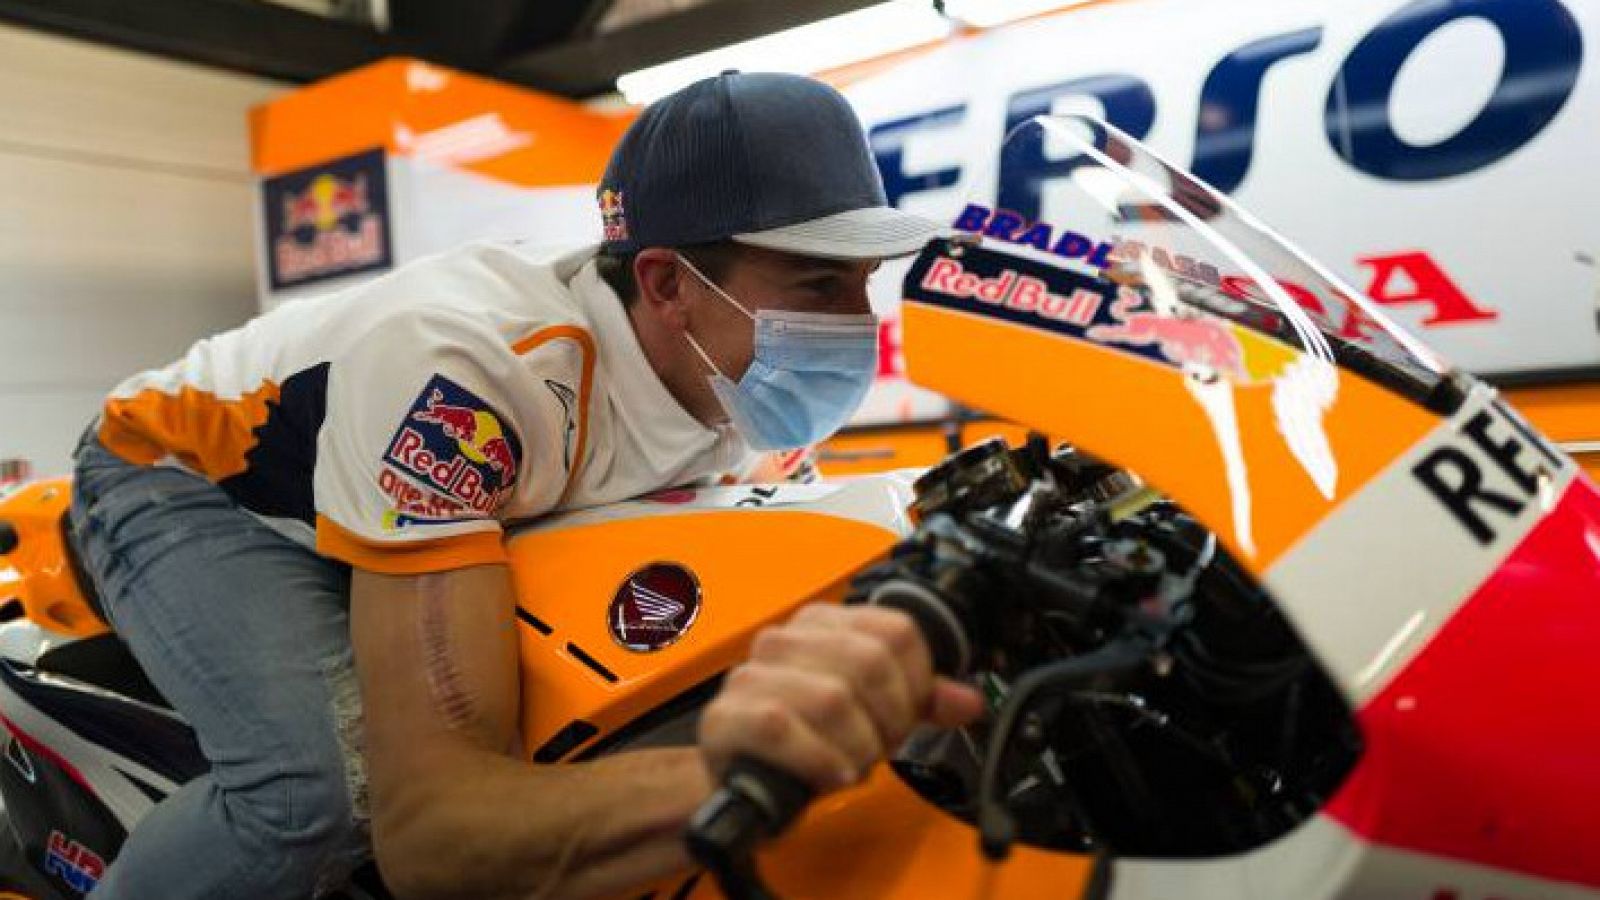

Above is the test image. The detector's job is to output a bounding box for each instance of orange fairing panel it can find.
[719,765,1092,900]
[0,479,107,638]
[901,293,1436,573]
[506,507,900,756]
[507,499,1094,899]
[250,58,632,187]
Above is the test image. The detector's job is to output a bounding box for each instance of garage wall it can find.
[0,24,285,475]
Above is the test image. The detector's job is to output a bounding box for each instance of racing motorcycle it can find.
[1,114,1598,900]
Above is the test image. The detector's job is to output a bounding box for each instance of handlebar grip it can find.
[686,755,815,865]
[688,575,970,886]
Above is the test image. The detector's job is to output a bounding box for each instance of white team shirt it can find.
[97,243,754,573]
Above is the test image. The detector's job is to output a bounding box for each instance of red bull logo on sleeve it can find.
[384,374,522,517]
[44,829,103,894]
[264,147,393,291]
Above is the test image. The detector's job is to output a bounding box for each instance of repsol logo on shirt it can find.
[1412,400,1566,546]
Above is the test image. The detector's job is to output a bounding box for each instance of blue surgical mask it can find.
[678,254,879,452]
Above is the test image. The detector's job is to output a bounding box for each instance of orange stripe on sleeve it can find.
[510,325,596,507]
[315,514,507,575]
[98,381,281,479]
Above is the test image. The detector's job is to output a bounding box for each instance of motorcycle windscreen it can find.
[901,114,1455,576]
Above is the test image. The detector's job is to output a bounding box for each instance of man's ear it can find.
[633,249,690,330]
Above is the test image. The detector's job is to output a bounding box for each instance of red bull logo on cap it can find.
[384,374,522,516]
[598,189,628,242]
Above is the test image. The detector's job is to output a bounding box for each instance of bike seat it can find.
[33,632,168,709]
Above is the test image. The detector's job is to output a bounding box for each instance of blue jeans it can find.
[69,430,369,898]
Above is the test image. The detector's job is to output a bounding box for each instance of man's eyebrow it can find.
[787,258,862,276]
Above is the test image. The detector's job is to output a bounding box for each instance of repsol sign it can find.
[1412,401,1567,546]
[868,0,1584,222]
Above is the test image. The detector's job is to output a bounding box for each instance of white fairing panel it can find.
[509,472,920,537]
[1112,814,1600,899]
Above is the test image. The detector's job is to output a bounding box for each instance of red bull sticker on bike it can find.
[263,147,393,290]
[906,242,1297,384]
[384,374,522,520]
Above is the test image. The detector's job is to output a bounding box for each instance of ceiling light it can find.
[616,0,953,105]
[941,0,1089,29]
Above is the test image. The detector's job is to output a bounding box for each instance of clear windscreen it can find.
[952,115,1450,406]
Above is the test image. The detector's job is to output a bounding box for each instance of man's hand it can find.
[698,603,986,793]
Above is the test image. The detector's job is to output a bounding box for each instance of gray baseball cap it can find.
[597,71,944,260]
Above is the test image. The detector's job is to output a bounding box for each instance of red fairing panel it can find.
[1327,477,1600,888]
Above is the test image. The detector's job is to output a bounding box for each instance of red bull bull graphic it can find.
[263,147,393,291]
[384,374,522,520]
[1088,289,1248,380]
[598,189,628,243]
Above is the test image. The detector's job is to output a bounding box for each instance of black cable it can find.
[976,638,1153,860]
[1084,849,1116,900]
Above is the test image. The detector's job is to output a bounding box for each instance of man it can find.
[69,71,982,898]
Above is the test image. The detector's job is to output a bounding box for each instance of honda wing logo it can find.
[629,581,686,623]
[609,563,701,652]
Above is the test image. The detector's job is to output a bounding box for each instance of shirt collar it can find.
[570,253,732,471]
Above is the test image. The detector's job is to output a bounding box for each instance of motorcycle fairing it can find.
[0,645,212,899]
[506,478,918,760]
[902,115,1600,895]
[0,660,195,833]
[0,481,106,640]
[902,239,1441,571]
[1106,815,1600,900]
[1325,472,1600,890]
[1265,384,1576,703]
[507,477,1100,898]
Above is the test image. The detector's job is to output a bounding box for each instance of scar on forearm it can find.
[418,573,476,731]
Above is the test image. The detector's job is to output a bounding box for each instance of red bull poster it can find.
[262,147,393,291]
[382,374,522,529]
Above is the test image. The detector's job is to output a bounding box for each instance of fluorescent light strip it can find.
[617,0,952,105]
[943,0,1089,28]
[616,2,1092,105]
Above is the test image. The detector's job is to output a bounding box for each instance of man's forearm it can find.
[376,744,710,900]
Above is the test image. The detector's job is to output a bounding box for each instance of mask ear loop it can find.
[684,330,727,380]
[677,251,758,383]
[676,252,757,321]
